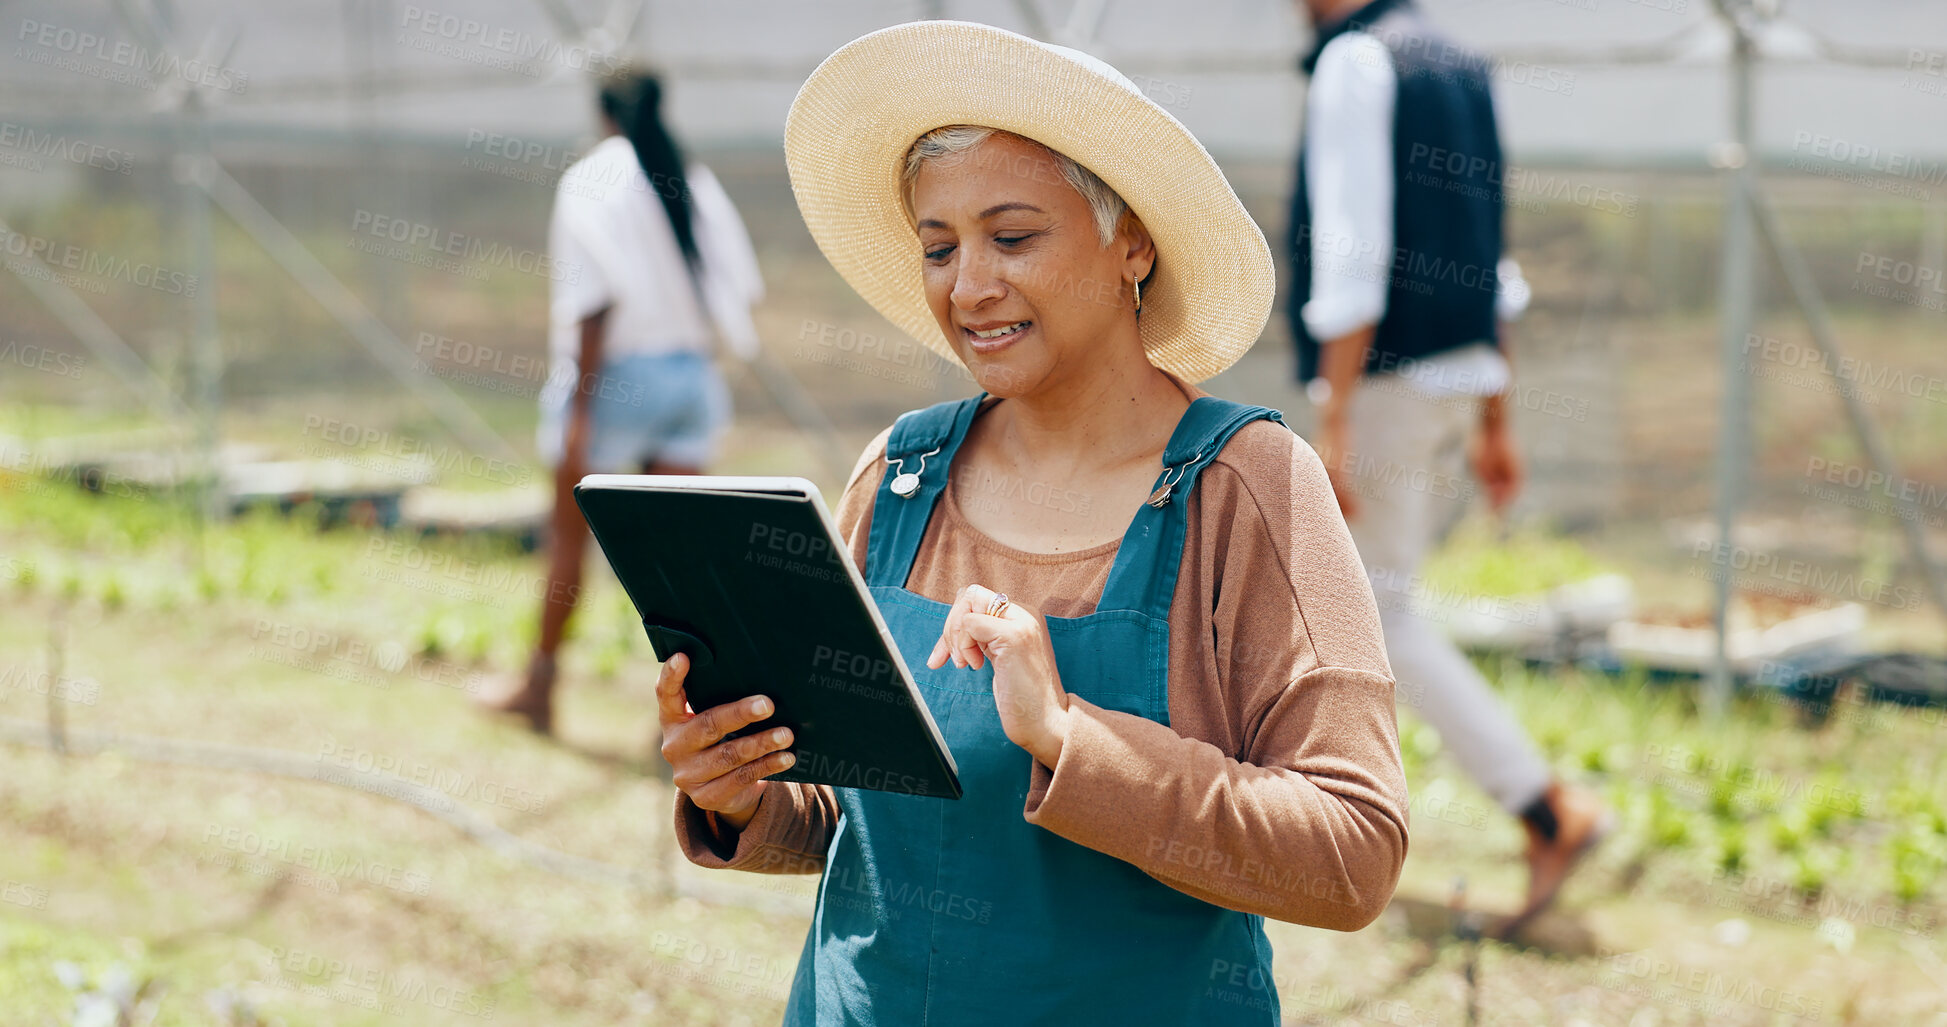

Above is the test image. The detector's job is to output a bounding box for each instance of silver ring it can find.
[984,592,1009,618]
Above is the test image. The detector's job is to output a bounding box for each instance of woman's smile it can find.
[964,319,1033,354]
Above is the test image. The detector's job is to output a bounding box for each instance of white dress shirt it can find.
[547,135,764,372]
[1301,30,1527,399]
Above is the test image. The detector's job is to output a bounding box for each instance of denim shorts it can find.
[536,350,730,471]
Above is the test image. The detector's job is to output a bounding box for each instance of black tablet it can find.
[574,474,961,799]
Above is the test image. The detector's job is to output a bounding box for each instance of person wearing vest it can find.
[654,22,1409,1024]
[1287,0,1611,936]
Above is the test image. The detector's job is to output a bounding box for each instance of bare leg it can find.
[477,473,586,734]
[481,309,614,734]
[535,473,594,660]
[542,457,700,652]
[483,457,705,734]
[545,461,704,654]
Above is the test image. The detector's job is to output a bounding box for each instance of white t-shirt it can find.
[546,135,764,378]
[1301,30,1527,399]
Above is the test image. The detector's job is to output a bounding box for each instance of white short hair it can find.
[899,125,1129,248]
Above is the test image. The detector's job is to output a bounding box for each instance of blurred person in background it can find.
[479,68,764,735]
[1287,0,1610,934]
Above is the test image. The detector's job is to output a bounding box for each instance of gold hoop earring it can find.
[1131,275,1142,313]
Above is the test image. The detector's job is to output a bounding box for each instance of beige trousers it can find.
[1341,376,1552,814]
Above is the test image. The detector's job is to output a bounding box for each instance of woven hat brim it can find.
[784,20,1273,385]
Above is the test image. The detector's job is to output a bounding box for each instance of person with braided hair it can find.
[480,68,763,734]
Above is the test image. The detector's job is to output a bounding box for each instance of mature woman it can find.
[482,68,763,733]
[656,22,1406,1024]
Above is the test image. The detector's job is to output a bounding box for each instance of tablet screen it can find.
[575,476,961,799]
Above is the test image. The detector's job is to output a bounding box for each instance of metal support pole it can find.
[1707,2,1758,719]
[1010,0,1051,39]
[202,165,522,464]
[182,91,223,522]
[1750,186,1947,626]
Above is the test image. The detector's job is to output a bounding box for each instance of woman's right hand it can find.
[656,652,797,834]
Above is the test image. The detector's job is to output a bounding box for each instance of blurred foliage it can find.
[1420,518,1612,597]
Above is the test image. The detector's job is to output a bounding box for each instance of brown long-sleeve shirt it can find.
[675,379,1409,931]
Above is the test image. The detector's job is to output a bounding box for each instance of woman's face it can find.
[911,131,1151,397]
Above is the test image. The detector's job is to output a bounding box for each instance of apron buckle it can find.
[1144,449,1203,508]
[887,445,943,498]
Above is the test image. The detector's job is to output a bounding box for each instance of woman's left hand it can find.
[927,584,1071,768]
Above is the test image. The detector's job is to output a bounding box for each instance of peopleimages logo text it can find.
[0,122,133,174]
[0,228,198,295]
[15,19,249,93]
[350,210,578,284]
[398,4,620,76]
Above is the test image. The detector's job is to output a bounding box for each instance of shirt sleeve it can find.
[547,175,619,328]
[1485,72,1528,326]
[670,425,895,873]
[1301,30,1398,345]
[687,163,767,361]
[1495,257,1529,322]
[1020,423,1409,930]
[689,164,765,305]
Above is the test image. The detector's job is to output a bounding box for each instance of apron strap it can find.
[864,393,989,587]
[1096,398,1289,620]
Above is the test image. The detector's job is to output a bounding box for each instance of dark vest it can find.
[1287,0,1506,382]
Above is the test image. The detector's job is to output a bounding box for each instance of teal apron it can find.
[782,393,1289,1026]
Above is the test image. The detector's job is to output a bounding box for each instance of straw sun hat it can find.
[784,20,1274,384]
